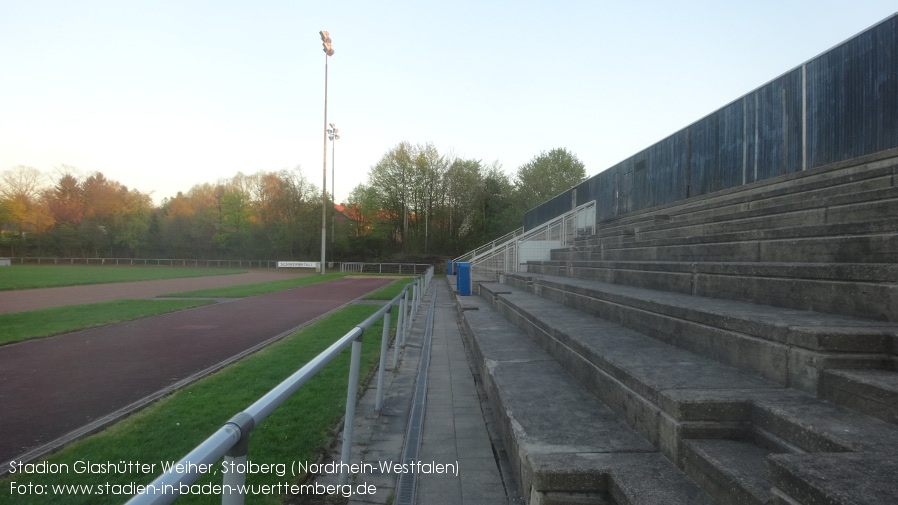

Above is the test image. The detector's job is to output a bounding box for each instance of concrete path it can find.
[312,278,523,505]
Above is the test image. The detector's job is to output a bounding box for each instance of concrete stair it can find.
[455,153,898,504]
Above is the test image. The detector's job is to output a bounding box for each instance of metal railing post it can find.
[340,334,364,485]
[376,308,391,410]
[400,292,408,344]
[411,280,419,322]
[221,413,254,505]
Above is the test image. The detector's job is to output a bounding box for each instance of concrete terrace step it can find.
[476,283,898,451]
[502,272,896,392]
[598,213,898,250]
[579,184,898,247]
[634,189,898,240]
[527,260,898,322]
[457,294,716,505]
[582,154,898,236]
[681,439,771,505]
[472,281,898,504]
[820,369,898,425]
[582,233,898,264]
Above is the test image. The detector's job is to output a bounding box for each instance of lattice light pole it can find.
[319,30,334,274]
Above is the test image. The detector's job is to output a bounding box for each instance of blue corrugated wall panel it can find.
[524,13,898,231]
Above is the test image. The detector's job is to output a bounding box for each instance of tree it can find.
[368,142,415,251]
[514,148,586,208]
[0,166,54,255]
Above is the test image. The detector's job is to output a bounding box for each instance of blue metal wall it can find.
[525,13,898,230]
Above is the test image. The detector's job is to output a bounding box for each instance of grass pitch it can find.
[0,265,246,291]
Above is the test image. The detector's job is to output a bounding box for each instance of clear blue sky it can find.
[1,1,895,205]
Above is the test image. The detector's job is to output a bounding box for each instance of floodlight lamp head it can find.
[319,30,334,56]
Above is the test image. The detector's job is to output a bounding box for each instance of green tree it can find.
[514,147,586,209]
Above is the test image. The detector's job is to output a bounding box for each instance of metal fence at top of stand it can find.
[452,201,596,280]
[126,266,435,505]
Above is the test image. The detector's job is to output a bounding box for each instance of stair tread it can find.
[515,273,895,347]
[482,280,898,451]
[535,259,898,283]
[682,439,772,505]
[821,369,898,425]
[461,294,718,503]
[482,282,780,400]
[768,452,898,505]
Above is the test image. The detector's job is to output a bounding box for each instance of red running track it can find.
[0,276,393,464]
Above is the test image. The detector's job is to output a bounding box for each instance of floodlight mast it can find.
[319,30,334,274]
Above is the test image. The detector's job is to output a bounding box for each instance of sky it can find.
[1,1,896,206]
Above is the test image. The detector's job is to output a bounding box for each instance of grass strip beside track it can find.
[362,277,415,300]
[162,273,347,298]
[0,300,216,346]
[0,266,246,291]
[1,303,395,505]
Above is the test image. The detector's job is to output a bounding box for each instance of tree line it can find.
[0,146,585,261]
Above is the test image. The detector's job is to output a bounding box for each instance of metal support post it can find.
[222,412,255,505]
[340,336,364,485]
[396,295,406,347]
[392,309,401,369]
[400,293,408,344]
[376,310,391,411]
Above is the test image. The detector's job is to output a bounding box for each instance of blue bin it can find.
[456,262,471,296]
[447,260,454,275]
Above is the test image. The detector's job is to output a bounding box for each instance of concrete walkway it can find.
[312,278,522,505]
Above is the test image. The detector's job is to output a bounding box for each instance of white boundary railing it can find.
[126,266,434,505]
[6,257,282,268]
[339,262,432,275]
[452,201,596,279]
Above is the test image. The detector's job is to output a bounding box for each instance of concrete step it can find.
[477,282,898,449]
[457,294,716,505]
[819,369,898,426]
[635,188,898,240]
[681,439,772,505]
[582,155,898,237]
[502,272,895,393]
[767,452,898,505]
[470,281,898,504]
[594,233,898,264]
[575,183,898,249]
[605,215,898,251]
[527,260,898,322]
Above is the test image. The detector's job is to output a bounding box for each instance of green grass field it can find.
[0,300,215,346]
[0,272,419,504]
[163,273,347,298]
[1,303,397,505]
[0,265,246,291]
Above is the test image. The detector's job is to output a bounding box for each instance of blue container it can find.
[456,262,471,296]
[447,260,454,275]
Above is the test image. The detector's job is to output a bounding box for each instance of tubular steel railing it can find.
[126,266,434,505]
[453,201,596,279]
[339,262,432,275]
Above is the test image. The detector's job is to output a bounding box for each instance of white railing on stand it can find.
[453,201,595,280]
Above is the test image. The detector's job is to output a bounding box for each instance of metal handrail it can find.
[451,227,524,263]
[126,266,434,505]
[453,201,595,276]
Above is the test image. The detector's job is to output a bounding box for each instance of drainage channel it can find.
[395,288,438,505]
